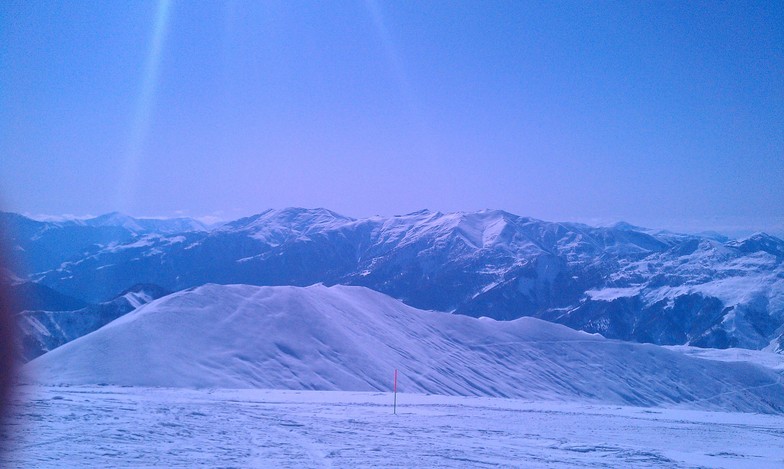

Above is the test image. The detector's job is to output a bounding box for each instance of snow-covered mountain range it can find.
[1,211,207,274]
[27,284,784,414]
[3,208,783,353]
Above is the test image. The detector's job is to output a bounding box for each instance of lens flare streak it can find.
[116,0,173,212]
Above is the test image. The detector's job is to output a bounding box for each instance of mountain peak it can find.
[727,232,784,257]
[83,212,143,231]
[404,208,434,216]
[611,221,642,231]
[270,207,351,221]
[218,207,353,239]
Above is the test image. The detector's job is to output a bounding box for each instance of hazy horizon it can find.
[2,1,782,237]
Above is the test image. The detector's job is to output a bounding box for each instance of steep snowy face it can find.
[26,284,784,413]
[366,209,538,253]
[9,209,784,352]
[342,210,570,313]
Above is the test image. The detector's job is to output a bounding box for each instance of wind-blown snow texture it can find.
[27,284,784,414]
[6,208,783,352]
[6,387,784,468]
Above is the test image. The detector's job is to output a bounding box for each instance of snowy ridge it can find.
[27,284,784,413]
[221,207,352,238]
[54,212,208,234]
[16,284,170,360]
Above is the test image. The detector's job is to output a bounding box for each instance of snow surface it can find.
[4,386,784,468]
[25,284,784,413]
[585,286,643,301]
[665,345,784,372]
[121,290,153,309]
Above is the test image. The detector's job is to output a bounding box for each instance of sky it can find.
[1,1,782,235]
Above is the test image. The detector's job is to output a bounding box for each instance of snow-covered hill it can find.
[5,208,784,352]
[16,284,170,360]
[26,284,784,413]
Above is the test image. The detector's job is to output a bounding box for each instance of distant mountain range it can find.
[2,208,783,354]
[1,211,207,274]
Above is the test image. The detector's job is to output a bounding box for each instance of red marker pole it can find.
[393,368,398,415]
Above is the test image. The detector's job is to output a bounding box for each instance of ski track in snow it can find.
[3,386,784,469]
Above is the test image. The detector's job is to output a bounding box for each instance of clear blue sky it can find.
[1,1,782,234]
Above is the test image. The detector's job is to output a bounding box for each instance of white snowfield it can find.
[26,284,784,414]
[5,386,784,468]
